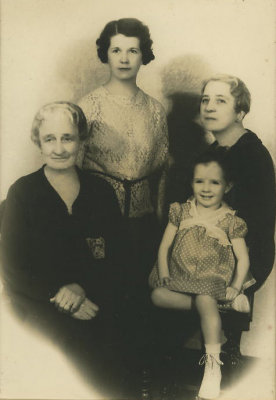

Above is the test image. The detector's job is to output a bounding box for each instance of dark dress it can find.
[0,166,128,395]
[223,130,276,292]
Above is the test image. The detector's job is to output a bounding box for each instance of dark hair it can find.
[201,74,251,115]
[190,147,232,184]
[31,101,88,147]
[96,18,155,65]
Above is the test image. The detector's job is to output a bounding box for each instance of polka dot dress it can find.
[149,199,247,300]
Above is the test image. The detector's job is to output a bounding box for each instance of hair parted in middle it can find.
[96,18,155,65]
[31,101,88,147]
[201,74,251,115]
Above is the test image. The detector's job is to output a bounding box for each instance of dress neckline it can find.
[101,85,143,105]
[41,165,81,215]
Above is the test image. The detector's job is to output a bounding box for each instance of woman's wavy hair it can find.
[201,74,251,115]
[31,101,88,147]
[96,18,155,65]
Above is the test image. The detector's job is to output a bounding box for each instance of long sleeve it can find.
[1,184,61,301]
[225,133,276,291]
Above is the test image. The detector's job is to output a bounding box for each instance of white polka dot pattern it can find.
[149,201,247,300]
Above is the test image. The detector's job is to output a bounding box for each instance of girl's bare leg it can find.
[151,287,192,310]
[195,294,221,344]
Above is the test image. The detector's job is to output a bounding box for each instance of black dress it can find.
[223,130,276,292]
[0,166,128,395]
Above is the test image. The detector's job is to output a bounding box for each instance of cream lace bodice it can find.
[77,86,168,180]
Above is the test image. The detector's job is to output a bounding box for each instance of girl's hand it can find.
[225,286,240,301]
[161,276,171,286]
[50,283,86,313]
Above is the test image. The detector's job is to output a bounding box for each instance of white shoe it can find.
[198,354,223,399]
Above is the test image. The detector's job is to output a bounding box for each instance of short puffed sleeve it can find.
[168,202,182,227]
[229,215,248,239]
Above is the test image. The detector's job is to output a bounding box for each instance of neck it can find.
[213,124,247,147]
[44,165,77,179]
[104,77,139,97]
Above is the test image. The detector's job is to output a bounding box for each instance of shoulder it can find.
[7,169,44,200]
[233,130,274,165]
[78,87,105,110]
[79,170,120,210]
[140,90,166,114]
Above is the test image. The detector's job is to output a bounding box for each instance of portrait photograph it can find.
[0,0,275,399]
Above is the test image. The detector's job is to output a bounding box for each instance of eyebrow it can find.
[110,46,140,50]
[202,94,230,99]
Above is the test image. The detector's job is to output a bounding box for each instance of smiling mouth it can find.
[204,117,216,120]
[118,67,131,70]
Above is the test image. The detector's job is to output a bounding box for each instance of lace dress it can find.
[149,199,248,300]
[78,86,168,217]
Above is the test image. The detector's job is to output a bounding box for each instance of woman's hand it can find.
[225,286,240,301]
[72,298,99,320]
[50,283,85,313]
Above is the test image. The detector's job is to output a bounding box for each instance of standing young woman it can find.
[77,17,168,387]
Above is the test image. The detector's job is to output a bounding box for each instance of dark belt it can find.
[88,169,154,217]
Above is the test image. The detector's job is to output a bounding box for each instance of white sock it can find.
[205,343,222,360]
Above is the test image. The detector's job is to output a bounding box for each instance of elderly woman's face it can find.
[107,34,142,81]
[39,112,80,171]
[200,81,240,134]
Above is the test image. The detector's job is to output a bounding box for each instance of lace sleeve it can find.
[229,215,248,239]
[78,93,99,132]
[168,202,182,227]
[149,99,169,169]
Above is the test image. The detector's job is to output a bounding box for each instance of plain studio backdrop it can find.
[0,0,275,399]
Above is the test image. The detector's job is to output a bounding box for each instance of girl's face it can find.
[107,34,142,81]
[39,112,80,171]
[200,81,243,135]
[192,161,230,210]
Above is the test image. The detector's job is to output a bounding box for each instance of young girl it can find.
[149,148,250,399]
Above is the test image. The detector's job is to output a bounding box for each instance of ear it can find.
[236,111,245,122]
[225,182,233,193]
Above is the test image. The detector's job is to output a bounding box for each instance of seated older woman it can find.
[0,101,125,394]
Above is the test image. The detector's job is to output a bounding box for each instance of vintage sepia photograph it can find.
[0,0,275,399]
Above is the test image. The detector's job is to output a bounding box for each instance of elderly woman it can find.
[0,101,126,395]
[200,74,275,363]
[77,18,169,383]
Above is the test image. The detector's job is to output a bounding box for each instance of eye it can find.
[112,48,120,54]
[211,180,220,185]
[201,98,209,104]
[130,48,138,54]
[194,179,203,184]
[62,135,76,142]
[216,99,226,104]
[44,137,54,143]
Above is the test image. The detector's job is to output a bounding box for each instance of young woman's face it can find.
[107,34,142,81]
[200,81,242,134]
[192,161,229,210]
[39,112,80,171]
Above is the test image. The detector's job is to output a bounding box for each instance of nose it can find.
[205,99,216,112]
[53,140,65,155]
[120,51,129,63]
[202,181,211,192]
